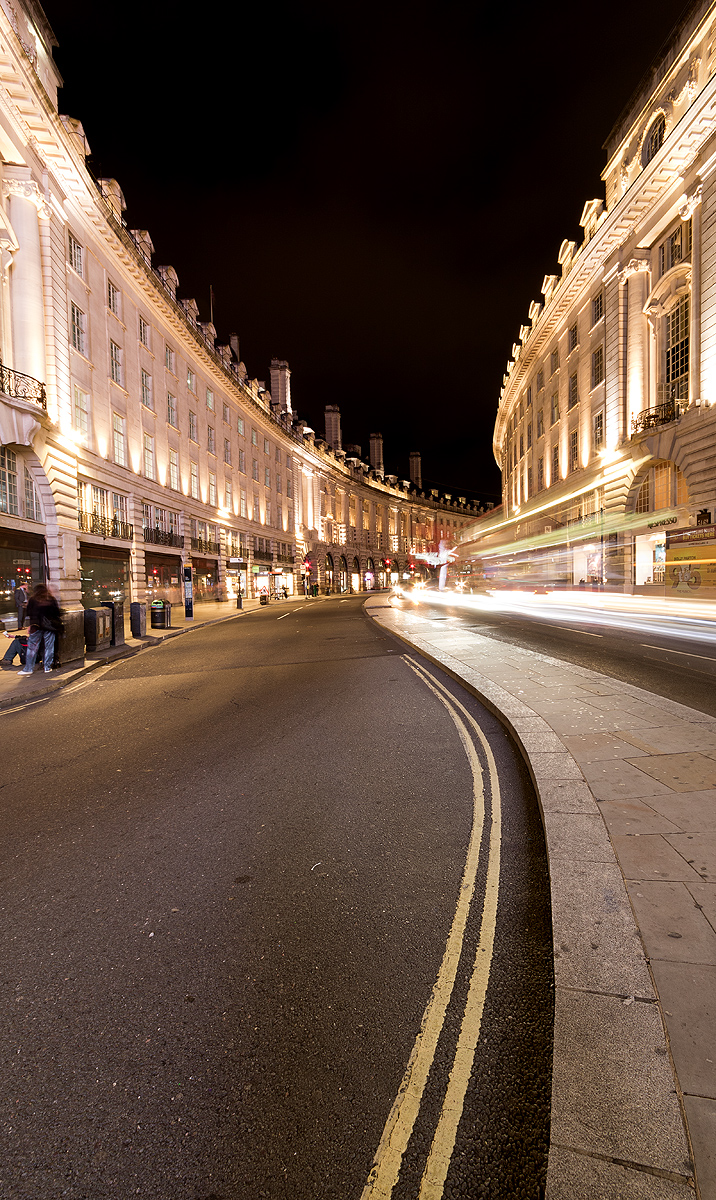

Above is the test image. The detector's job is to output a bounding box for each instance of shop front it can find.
[145,551,183,604]
[351,556,361,593]
[192,556,220,600]
[80,542,130,609]
[364,557,375,590]
[225,556,248,600]
[634,531,667,590]
[339,555,348,593]
[0,526,45,619]
[666,524,716,596]
[252,564,270,598]
[325,553,335,593]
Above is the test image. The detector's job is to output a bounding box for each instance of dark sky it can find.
[49,0,682,502]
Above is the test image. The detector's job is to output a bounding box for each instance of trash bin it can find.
[150,599,172,629]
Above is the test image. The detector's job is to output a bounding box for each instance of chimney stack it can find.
[269,358,293,416]
[324,405,342,450]
[369,433,384,473]
[409,451,422,488]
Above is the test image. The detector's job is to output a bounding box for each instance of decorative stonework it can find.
[678,183,703,220]
[617,257,651,284]
[1,177,50,218]
[667,58,701,107]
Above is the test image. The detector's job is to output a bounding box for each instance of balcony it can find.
[0,362,47,410]
[78,511,133,540]
[144,527,183,548]
[278,553,294,565]
[253,546,273,562]
[191,537,220,554]
[632,398,683,434]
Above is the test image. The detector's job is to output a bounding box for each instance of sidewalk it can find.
[0,593,310,712]
[365,594,716,1200]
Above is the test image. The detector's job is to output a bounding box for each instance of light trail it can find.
[394,587,716,648]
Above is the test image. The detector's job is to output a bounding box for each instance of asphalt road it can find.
[0,596,553,1200]
[404,593,716,717]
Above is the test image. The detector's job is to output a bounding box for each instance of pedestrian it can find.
[17,584,63,676]
[14,580,29,629]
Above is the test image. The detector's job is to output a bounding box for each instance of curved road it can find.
[0,596,552,1199]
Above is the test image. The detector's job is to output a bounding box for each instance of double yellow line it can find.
[361,657,502,1200]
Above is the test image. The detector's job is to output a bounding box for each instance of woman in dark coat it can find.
[17,584,63,676]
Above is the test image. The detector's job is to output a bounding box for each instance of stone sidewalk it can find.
[365,595,716,1200]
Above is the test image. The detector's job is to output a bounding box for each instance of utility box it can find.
[102,599,125,646]
[130,601,146,638]
[57,610,85,665]
[84,607,111,651]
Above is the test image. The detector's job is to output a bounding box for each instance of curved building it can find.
[461,0,716,598]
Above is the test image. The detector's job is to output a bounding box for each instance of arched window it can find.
[634,461,688,513]
[643,114,665,165]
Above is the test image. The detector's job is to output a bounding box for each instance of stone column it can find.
[680,185,703,405]
[3,167,48,384]
[624,266,650,430]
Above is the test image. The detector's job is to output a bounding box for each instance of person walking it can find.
[14,581,29,629]
[17,584,62,676]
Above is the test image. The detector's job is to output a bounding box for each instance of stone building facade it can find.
[460,0,716,598]
[0,0,479,625]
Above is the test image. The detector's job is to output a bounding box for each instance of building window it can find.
[265,466,271,487]
[107,280,120,316]
[143,433,155,480]
[237,416,245,436]
[190,461,199,500]
[537,456,544,491]
[537,410,544,438]
[569,429,579,472]
[68,232,84,277]
[551,393,560,424]
[276,473,282,493]
[23,469,40,522]
[73,384,90,443]
[519,434,524,459]
[253,494,260,522]
[189,411,197,442]
[139,315,150,347]
[167,393,177,427]
[264,437,270,455]
[206,388,214,411]
[552,443,559,483]
[252,459,259,482]
[643,113,665,165]
[665,295,689,399]
[208,426,215,455]
[70,302,86,355]
[536,368,544,392]
[240,488,247,518]
[568,373,578,409]
[593,411,604,452]
[168,448,179,490]
[223,402,230,424]
[592,292,603,325]
[224,438,231,465]
[251,427,258,447]
[113,493,128,525]
[265,499,272,525]
[286,475,292,499]
[113,413,126,466]
[276,444,281,461]
[591,345,604,388]
[187,368,196,393]
[550,348,559,375]
[635,476,650,513]
[225,479,232,509]
[238,448,246,474]
[568,323,578,353]
[208,471,217,506]
[527,424,532,449]
[0,446,18,514]
[165,345,175,373]
[110,340,122,386]
[141,369,153,410]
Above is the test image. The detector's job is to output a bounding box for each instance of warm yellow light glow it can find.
[131,450,141,474]
[97,438,108,459]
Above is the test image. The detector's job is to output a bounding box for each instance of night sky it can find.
[49,0,682,502]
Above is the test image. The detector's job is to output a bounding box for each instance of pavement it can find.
[365,593,716,1200]
[0,594,312,711]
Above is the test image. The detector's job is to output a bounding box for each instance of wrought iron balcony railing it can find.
[144,527,183,547]
[190,536,220,554]
[253,547,273,562]
[632,398,682,434]
[0,362,47,409]
[78,511,133,540]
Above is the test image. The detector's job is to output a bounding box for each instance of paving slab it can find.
[581,759,675,802]
[686,882,716,933]
[649,961,716,1098]
[611,834,706,883]
[683,1097,716,1200]
[561,732,651,762]
[666,832,716,882]
[598,799,682,836]
[627,753,716,793]
[641,791,716,833]
[626,881,716,963]
[546,1144,693,1200]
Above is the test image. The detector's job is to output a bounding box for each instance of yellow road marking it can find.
[361,657,501,1199]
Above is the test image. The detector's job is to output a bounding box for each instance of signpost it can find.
[183,563,194,619]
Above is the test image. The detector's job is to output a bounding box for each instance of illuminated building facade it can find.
[0,0,477,622]
[462,0,716,598]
